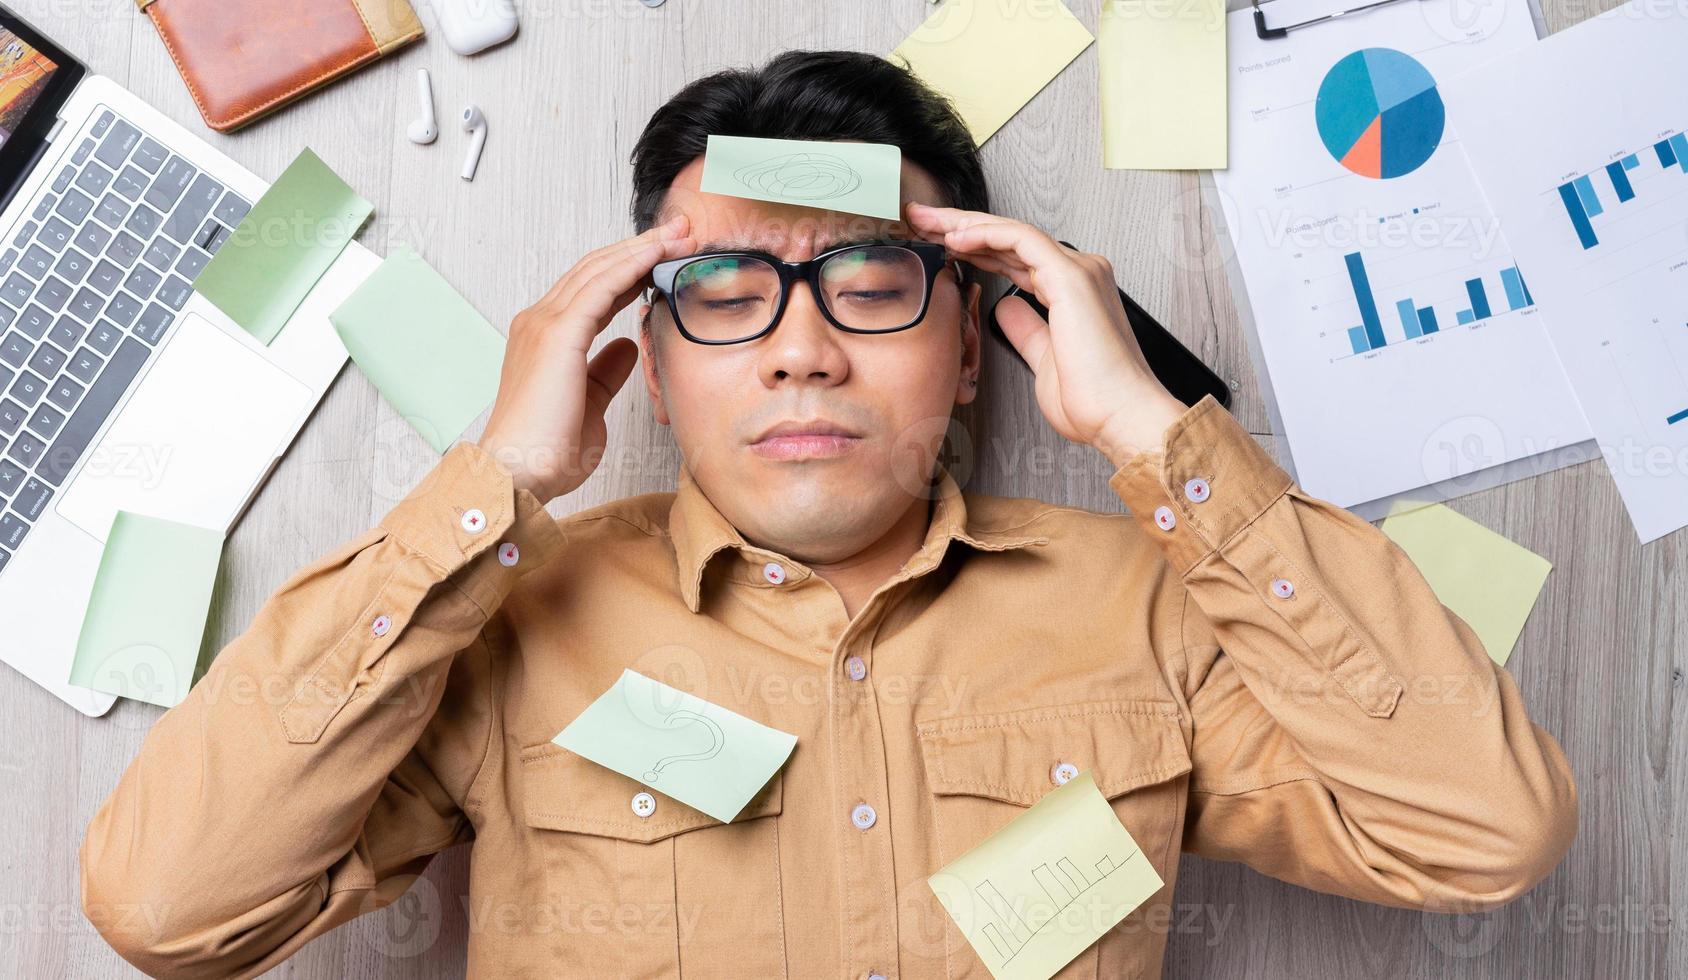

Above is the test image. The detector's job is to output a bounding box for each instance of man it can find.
[81,51,1576,979]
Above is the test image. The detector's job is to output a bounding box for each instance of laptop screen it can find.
[0,5,85,214]
[0,28,63,154]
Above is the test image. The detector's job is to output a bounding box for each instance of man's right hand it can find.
[478,215,696,502]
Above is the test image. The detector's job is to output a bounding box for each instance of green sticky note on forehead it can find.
[700,135,903,220]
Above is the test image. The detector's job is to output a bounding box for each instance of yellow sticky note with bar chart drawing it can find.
[928,771,1164,979]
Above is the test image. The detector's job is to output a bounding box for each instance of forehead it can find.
[655,155,946,255]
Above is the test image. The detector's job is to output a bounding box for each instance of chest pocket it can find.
[519,742,787,978]
[915,700,1191,980]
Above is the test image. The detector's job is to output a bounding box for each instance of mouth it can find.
[749,420,864,461]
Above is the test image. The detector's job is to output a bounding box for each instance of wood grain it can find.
[1,0,1675,976]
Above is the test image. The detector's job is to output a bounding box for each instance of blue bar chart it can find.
[1559,133,1688,248]
[1343,250,1533,354]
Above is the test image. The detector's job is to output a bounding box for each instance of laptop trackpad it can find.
[58,314,312,542]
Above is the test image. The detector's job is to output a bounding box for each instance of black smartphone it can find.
[984,246,1232,410]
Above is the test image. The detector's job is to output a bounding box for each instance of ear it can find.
[637,301,671,426]
[955,278,983,407]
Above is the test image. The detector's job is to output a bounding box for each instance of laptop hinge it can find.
[45,117,66,145]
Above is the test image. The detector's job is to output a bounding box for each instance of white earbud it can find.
[407,69,438,145]
[460,105,487,181]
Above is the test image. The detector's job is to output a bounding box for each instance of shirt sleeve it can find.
[1109,395,1578,911]
[79,440,564,979]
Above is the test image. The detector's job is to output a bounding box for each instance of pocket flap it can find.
[915,700,1191,805]
[519,742,784,844]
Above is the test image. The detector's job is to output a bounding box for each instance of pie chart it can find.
[1315,48,1445,179]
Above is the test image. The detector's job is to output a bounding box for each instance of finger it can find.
[943,221,1080,284]
[554,235,697,350]
[543,214,691,309]
[583,337,641,421]
[994,294,1053,372]
[905,201,1010,235]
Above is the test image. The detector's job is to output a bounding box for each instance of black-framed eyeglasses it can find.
[650,240,958,345]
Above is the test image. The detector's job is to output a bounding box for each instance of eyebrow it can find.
[692,237,895,257]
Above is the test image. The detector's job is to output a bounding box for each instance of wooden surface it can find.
[3,0,1676,977]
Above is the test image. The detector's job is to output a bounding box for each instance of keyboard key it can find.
[0,274,29,307]
[106,232,143,269]
[94,119,140,169]
[17,245,50,280]
[0,333,29,368]
[74,223,111,257]
[31,197,52,222]
[87,321,120,355]
[66,348,102,384]
[16,307,49,339]
[156,277,191,311]
[175,248,209,281]
[0,249,15,275]
[144,156,195,213]
[0,459,20,495]
[54,249,91,285]
[51,167,73,194]
[0,401,19,435]
[72,139,96,165]
[113,166,148,201]
[13,222,35,249]
[0,366,12,392]
[126,204,160,239]
[7,371,44,406]
[105,292,141,328]
[8,431,44,468]
[36,277,71,312]
[54,188,93,224]
[132,138,167,175]
[206,224,231,254]
[46,376,82,412]
[38,338,148,487]
[143,238,180,273]
[26,403,63,440]
[163,175,223,244]
[75,163,112,198]
[13,478,51,521]
[194,220,220,250]
[94,194,129,229]
[213,193,251,227]
[49,318,85,349]
[0,512,27,550]
[26,343,63,377]
[92,111,113,138]
[133,304,172,345]
[67,288,103,324]
[88,260,122,295]
[124,266,161,300]
[0,306,13,331]
[38,218,73,252]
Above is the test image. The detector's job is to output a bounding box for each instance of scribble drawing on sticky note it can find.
[734,152,863,201]
[976,849,1143,966]
[642,709,725,782]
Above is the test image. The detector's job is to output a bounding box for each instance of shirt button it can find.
[1184,478,1211,503]
[631,792,656,818]
[762,561,786,585]
[867,973,889,980]
[1051,761,1079,786]
[460,508,486,534]
[1271,578,1295,599]
[497,542,520,567]
[850,802,877,830]
[371,614,391,638]
[1153,506,1177,531]
[844,656,867,681]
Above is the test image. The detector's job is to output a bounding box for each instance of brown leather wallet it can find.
[136,0,424,132]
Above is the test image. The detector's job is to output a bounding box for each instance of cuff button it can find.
[372,614,392,637]
[1271,578,1295,599]
[460,508,487,534]
[1183,478,1211,503]
[497,542,520,567]
[1153,506,1177,531]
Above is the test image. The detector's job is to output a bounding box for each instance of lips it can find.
[752,419,862,443]
[749,419,863,461]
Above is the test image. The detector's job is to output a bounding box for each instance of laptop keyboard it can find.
[0,108,251,575]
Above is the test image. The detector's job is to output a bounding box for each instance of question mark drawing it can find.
[643,709,726,782]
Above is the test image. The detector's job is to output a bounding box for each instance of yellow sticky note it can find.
[1380,503,1551,666]
[928,771,1163,979]
[1099,0,1228,169]
[893,0,1095,146]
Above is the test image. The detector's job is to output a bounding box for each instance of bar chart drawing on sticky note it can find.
[1556,131,1688,249]
[1316,48,1446,179]
[973,847,1144,967]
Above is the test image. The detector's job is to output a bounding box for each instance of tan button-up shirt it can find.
[80,396,1577,979]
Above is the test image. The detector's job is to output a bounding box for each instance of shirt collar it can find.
[667,463,1050,613]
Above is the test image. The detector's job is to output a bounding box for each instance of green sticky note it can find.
[1380,503,1552,666]
[553,669,798,823]
[328,247,506,454]
[68,512,224,708]
[892,0,1094,145]
[700,135,902,220]
[197,148,373,345]
[928,771,1164,980]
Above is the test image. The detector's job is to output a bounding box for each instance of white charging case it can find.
[435,0,519,55]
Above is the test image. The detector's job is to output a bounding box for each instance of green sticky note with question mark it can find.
[552,668,798,823]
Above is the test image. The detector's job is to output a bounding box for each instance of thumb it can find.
[995,295,1052,373]
[582,337,641,420]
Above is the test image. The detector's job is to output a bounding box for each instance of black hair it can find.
[630,50,989,231]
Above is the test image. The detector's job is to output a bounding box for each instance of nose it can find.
[756,281,850,389]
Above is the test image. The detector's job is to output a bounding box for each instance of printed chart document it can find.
[1446,2,1688,541]
[1213,0,1589,508]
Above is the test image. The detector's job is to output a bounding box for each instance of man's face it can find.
[638,156,982,566]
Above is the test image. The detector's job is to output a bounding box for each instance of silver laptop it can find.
[0,7,379,716]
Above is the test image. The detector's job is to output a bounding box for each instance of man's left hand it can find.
[907,202,1188,467]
